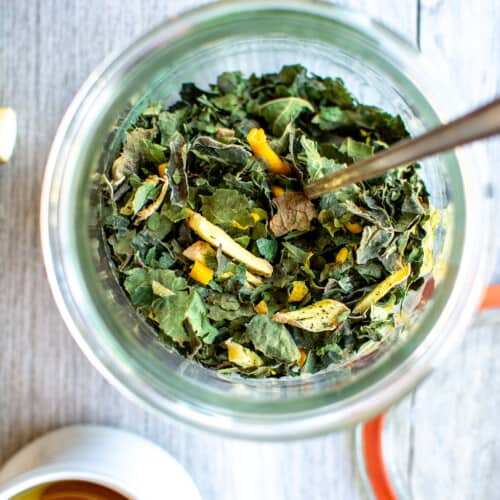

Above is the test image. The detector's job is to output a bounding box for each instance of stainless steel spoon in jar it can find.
[304,97,500,198]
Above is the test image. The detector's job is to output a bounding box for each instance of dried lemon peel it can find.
[420,206,440,277]
[345,221,363,234]
[273,299,349,332]
[271,185,286,197]
[189,260,214,285]
[231,220,251,231]
[218,269,263,287]
[254,300,269,315]
[151,280,175,297]
[297,348,307,368]
[182,240,264,286]
[182,241,215,264]
[185,209,273,277]
[134,177,169,225]
[247,128,292,175]
[335,247,350,264]
[242,271,264,287]
[288,281,309,303]
[250,211,262,223]
[225,339,263,368]
[353,263,411,315]
[215,127,235,141]
[0,107,17,164]
[157,162,168,178]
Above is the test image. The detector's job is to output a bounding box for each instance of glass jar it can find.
[40,0,492,440]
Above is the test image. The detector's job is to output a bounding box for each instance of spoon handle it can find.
[304,97,500,199]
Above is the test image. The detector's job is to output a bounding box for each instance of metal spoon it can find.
[304,97,500,199]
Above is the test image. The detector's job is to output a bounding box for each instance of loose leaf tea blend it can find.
[100,65,435,377]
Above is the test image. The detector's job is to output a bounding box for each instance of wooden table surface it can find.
[1,1,499,499]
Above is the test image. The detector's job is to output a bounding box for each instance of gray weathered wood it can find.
[419,0,500,284]
[334,0,418,43]
[14,1,500,499]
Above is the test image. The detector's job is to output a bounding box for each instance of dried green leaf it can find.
[184,290,219,344]
[158,110,185,146]
[191,136,250,166]
[339,137,373,163]
[256,238,278,261]
[206,293,253,321]
[101,64,432,378]
[167,131,189,206]
[356,226,394,265]
[200,189,254,233]
[142,139,166,164]
[246,315,300,363]
[259,97,314,136]
[112,128,154,183]
[119,175,160,216]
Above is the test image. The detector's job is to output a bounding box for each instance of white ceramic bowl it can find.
[0,426,201,500]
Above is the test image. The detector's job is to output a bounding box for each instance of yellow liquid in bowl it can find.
[13,481,129,500]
